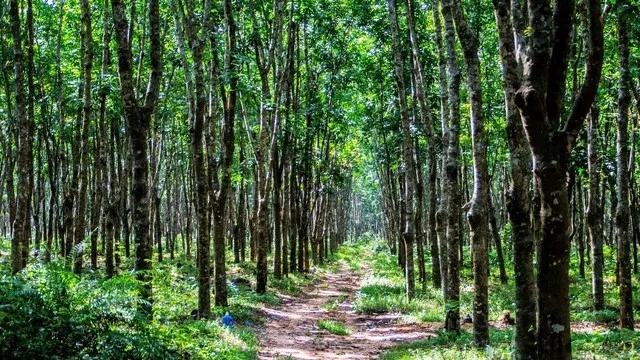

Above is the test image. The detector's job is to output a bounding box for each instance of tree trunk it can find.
[111,0,163,316]
[513,2,603,357]
[616,2,633,330]
[273,144,283,278]
[9,0,33,275]
[451,0,489,345]
[441,0,461,331]
[213,0,238,305]
[73,0,93,274]
[387,0,416,300]
[433,0,449,293]
[587,101,604,310]
[489,197,507,284]
[405,0,438,290]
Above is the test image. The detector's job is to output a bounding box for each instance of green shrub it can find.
[0,261,257,360]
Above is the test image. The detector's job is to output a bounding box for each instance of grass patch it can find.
[268,271,315,295]
[380,328,640,359]
[357,237,640,359]
[316,319,351,335]
[323,295,347,311]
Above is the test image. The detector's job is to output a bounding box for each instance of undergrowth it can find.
[355,238,640,359]
[0,259,259,359]
[0,237,368,359]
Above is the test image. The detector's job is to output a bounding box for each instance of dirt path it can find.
[257,264,436,359]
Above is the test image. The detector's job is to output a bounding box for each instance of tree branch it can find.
[143,0,163,113]
[563,0,603,149]
[515,85,549,155]
[545,0,575,128]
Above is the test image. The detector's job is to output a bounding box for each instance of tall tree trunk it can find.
[387,0,416,300]
[174,0,214,318]
[492,0,537,356]
[451,0,489,345]
[616,1,633,330]
[10,0,33,274]
[433,0,449,293]
[73,0,93,274]
[414,144,426,287]
[405,0,439,289]
[111,0,163,316]
[441,0,461,331]
[587,101,604,310]
[213,0,238,305]
[192,46,211,317]
[513,1,603,358]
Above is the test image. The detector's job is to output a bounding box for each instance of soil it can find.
[257,264,436,360]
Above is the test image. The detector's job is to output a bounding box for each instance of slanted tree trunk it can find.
[405,0,439,289]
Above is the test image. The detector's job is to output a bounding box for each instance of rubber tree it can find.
[492,0,537,356]
[511,1,603,358]
[387,0,417,300]
[615,0,633,330]
[441,0,462,332]
[9,0,33,275]
[111,0,163,316]
[450,0,490,346]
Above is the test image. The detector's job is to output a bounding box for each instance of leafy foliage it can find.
[0,261,257,359]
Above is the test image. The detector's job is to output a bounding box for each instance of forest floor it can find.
[256,239,640,360]
[257,262,436,359]
[3,238,640,359]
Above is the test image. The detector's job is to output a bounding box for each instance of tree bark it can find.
[451,0,489,345]
[441,0,461,331]
[513,1,603,358]
[111,0,163,316]
[491,0,537,356]
[9,0,33,275]
[616,1,633,330]
[387,0,416,300]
